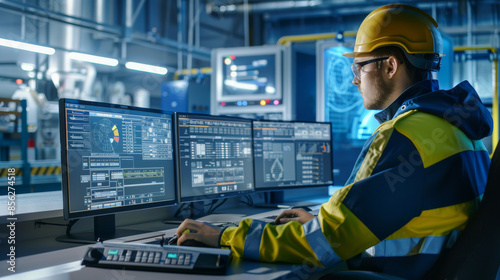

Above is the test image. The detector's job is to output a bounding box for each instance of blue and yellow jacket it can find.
[219,80,493,279]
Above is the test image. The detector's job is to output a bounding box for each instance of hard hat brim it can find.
[342,52,356,58]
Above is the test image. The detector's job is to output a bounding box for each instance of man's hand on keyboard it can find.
[274,208,315,225]
[175,219,221,247]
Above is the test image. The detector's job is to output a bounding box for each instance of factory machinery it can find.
[0,97,61,192]
[0,68,149,193]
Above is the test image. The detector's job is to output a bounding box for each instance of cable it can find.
[239,199,251,207]
[34,221,69,227]
[205,199,218,208]
[35,219,79,235]
[240,195,254,206]
[209,198,227,214]
[206,199,219,213]
[174,203,190,217]
[34,219,80,236]
[247,195,254,206]
[207,200,215,213]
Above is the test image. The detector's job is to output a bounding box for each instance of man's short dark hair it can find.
[372,46,433,82]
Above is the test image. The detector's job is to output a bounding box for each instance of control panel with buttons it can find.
[81,242,231,275]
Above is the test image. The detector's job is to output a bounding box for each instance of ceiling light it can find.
[0,38,55,55]
[125,62,168,75]
[68,52,118,66]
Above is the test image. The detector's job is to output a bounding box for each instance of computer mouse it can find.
[166,234,178,245]
[180,239,210,247]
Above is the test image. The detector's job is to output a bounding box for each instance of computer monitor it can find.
[59,98,177,243]
[252,120,334,191]
[175,113,255,203]
[211,45,286,118]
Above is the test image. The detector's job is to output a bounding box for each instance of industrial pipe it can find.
[276,31,356,45]
[454,46,498,155]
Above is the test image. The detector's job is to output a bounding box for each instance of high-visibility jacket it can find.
[219,80,493,279]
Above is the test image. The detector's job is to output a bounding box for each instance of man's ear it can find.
[386,56,399,79]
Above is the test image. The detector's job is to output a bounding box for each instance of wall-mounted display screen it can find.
[212,45,283,107]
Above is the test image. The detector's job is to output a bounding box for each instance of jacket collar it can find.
[374,79,439,124]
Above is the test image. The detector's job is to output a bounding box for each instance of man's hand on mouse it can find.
[274,208,315,225]
[175,219,221,247]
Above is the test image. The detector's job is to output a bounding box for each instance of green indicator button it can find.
[108,249,119,255]
[167,253,178,259]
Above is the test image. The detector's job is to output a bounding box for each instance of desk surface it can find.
[0,246,343,279]
[0,191,62,222]
[0,204,346,279]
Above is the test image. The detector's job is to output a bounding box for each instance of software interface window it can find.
[222,53,277,99]
[63,101,177,216]
[253,121,333,189]
[176,114,254,201]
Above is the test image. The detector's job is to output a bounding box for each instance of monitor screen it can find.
[175,113,255,202]
[59,98,178,220]
[253,120,334,190]
[212,45,283,106]
[222,53,277,97]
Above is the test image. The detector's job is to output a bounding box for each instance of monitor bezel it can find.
[59,98,179,220]
[252,119,334,192]
[174,112,256,203]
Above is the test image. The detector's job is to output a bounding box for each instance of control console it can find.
[82,242,231,275]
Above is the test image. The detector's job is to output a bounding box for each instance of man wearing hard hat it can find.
[174,5,492,279]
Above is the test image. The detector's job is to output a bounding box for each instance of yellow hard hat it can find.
[344,4,443,71]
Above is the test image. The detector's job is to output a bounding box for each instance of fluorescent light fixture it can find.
[125,62,168,75]
[68,52,118,66]
[20,63,35,71]
[0,38,55,55]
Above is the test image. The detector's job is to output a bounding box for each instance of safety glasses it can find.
[351,57,389,79]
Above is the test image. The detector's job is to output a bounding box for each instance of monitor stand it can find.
[254,191,320,209]
[56,214,149,244]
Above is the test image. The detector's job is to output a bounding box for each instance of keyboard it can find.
[262,209,320,223]
[82,241,231,275]
[263,215,278,223]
